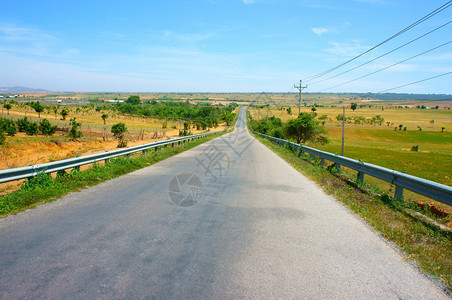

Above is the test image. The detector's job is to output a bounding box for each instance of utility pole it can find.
[341,106,345,156]
[293,80,307,114]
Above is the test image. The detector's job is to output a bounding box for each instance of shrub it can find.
[16,117,30,132]
[25,122,39,135]
[39,118,57,135]
[60,108,69,120]
[111,122,127,147]
[68,118,83,141]
[0,118,17,136]
[0,131,5,145]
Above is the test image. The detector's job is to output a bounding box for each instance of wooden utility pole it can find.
[294,80,307,114]
[341,106,345,156]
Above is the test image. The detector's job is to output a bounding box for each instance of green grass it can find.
[0,132,225,217]
[307,128,452,186]
[254,135,452,291]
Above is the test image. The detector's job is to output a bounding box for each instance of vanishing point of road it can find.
[0,108,448,299]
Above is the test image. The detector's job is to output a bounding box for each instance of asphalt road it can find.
[0,108,448,299]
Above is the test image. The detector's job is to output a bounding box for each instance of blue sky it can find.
[0,0,451,93]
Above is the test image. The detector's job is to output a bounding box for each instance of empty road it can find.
[0,108,448,299]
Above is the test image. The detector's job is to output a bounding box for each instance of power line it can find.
[309,20,452,85]
[303,0,452,82]
[378,71,452,93]
[321,40,452,91]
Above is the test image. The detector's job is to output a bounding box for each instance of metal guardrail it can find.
[0,131,223,184]
[250,129,452,206]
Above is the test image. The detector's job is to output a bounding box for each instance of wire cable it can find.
[320,40,452,91]
[303,0,452,82]
[309,20,452,85]
[378,71,452,93]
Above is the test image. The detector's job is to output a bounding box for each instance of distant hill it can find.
[0,86,48,93]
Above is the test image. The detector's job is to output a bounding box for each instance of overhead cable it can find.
[303,0,452,82]
[378,71,452,93]
[309,20,452,85]
[320,40,452,91]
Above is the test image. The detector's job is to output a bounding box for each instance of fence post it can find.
[357,171,364,183]
[395,185,404,200]
[75,157,80,171]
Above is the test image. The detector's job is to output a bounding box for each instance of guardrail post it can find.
[105,158,109,164]
[357,171,364,183]
[126,154,130,158]
[320,158,325,167]
[395,185,404,200]
[155,146,158,152]
[336,164,341,172]
[75,157,80,171]
[178,141,181,145]
[142,150,146,155]
[171,143,174,148]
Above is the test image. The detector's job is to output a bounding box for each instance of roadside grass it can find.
[306,128,452,186]
[254,135,452,290]
[0,132,225,217]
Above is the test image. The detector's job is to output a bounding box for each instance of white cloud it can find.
[311,27,329,35]
[325,40,368,57]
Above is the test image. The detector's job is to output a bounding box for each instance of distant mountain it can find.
[0,86,49,93]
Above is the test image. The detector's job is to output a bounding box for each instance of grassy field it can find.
[249,105,452,210]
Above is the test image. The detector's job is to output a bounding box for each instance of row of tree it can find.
[115,96,237,129]
[249,113,328,144]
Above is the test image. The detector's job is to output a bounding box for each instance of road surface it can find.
[0,108,448,299]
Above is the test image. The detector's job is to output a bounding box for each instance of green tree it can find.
[101,113,108,124]
[0,118,17,136]
[32,102,44,118]
[68,118,83,141]
[4,103,12,115]
[60,108,68,120]
[284,113,327,144]
[126,95,141,105]
[39,119,57,135]
[350,103,358,111]
[53,106,59,119]
[16,117,30,132]
[111,122,128,147]
[25,122,39,136]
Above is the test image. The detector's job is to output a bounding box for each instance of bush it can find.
[25,122,39,135]
[0,118,17,136]
[0,131,5,145]
[111,122,127,147]
[16,117,30,132]
[39,118,57,135]
[68,118,83,141]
